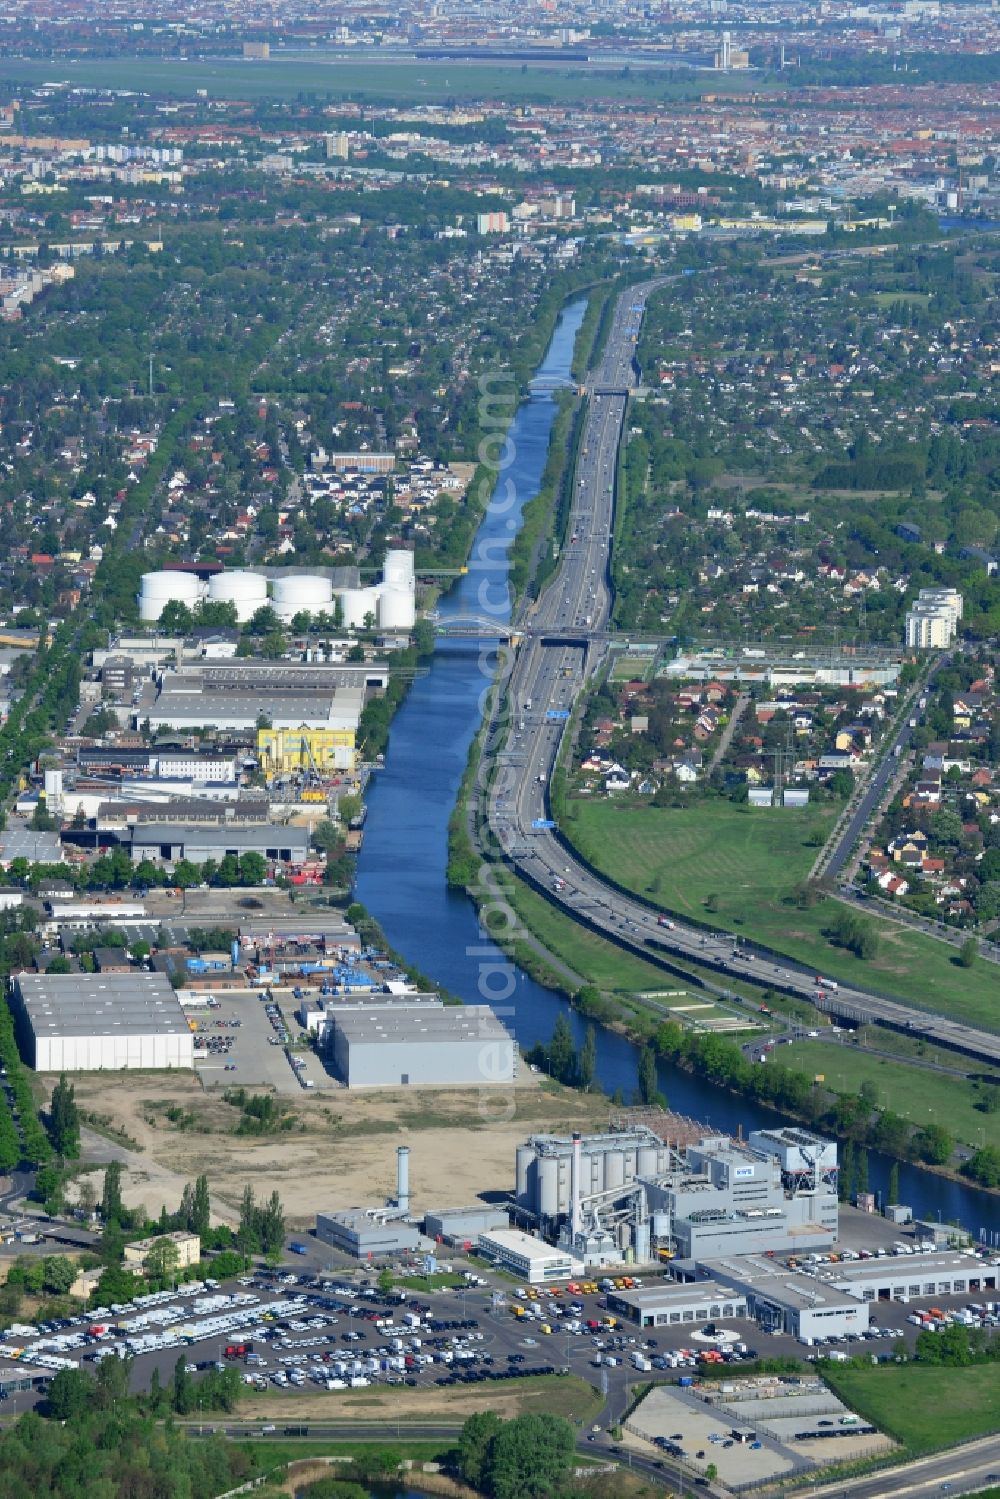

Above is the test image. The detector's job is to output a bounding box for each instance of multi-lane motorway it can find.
[484,280,1000,1071]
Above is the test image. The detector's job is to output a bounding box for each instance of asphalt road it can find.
[809,1436,1000,1499]
[823,659,945,881]
[483,279,1000,1073]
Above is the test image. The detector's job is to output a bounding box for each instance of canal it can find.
[354,294,998,1238]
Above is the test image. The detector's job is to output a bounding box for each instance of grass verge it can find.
[563,798,1000,1027]
[823,1362,1000,1455]
[782,1039,1000,1152]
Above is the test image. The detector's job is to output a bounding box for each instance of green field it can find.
[502,872,669,992]
[823,1363,1000,1454]
[563,798,1000,1027]
[0,55,772,105]
[783,1040,1000,1152]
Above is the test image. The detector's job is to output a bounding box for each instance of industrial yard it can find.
[65,1071,612,1227]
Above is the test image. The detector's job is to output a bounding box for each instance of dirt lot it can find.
[65,1073,610,1227]
[235,1374,600,1424]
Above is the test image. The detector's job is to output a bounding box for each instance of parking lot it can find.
[626,1376,892,1486]
[0,1234,996,1477]
[190,989,332,1095]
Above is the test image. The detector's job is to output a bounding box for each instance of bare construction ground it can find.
[232,1373,601,1425]
[64,1072,610,1227]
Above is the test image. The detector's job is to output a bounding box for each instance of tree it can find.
[578,1024,597,1091]
[637,1045,659,1106]
[913,1123,953,1166]
[190,1173,211,1237]
[459,1411,504,1490]
[480,1413,576,1499]
[172,1354,195,1415]
[856,1148,869,1198]
[49,1074,80,1159]
[101,1160,124,1223]
[173,858,201,889]
[237,1184,260,1255]
[46,1367,93,1420]
[958,937,978,969]
[145,1236,181,1284]
[94,1352,133,1409]
[547,1014,576,1086]
[887,1160,900,1206]
[963,1146,1000,1188]
[39,1255,76,1295]
[377,1267,394,1296]
[839,1139,855,1202]
[259,1189,285,1255]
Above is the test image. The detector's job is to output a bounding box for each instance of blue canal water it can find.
[354,296,999,1239]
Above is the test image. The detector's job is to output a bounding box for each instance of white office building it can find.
[905,588,963,649]
[477,1229,584,1285]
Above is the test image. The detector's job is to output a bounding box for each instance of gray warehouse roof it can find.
[148,692,356,724]
[0,831,63,864]
[131,823,309,851]
[331,1004,512,1046]
[14,972,189,1038]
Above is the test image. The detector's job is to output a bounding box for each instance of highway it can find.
[808,1435,1000,1499]
[484,279,1000,1072]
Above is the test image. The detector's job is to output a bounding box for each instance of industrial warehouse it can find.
[12,972,194,1072]
[326,999,516,1089]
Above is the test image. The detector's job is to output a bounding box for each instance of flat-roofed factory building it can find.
[12,972,194,1072]
[326,1001,515,1088]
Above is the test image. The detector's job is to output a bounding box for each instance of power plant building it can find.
[315,1210,420,1258]
[327,1001,515,1089]
[12,971,194,1072]
[516,1122,839,1268]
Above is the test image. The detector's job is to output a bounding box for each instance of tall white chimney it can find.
[570,1133,582,1240]
[397,1146,410,1214]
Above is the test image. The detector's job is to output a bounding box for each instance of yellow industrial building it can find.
[257,725,357,778]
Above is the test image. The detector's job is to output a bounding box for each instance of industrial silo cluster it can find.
[138,551,415,630]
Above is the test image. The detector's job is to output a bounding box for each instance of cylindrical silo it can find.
[515,1146,532,1204]
[378,586,415,630]
[605,1150,625,1191]
[207,569,268,623]
[43,769,63,814]
[139,570,203,622]
[271,574,333,624]
[637,1147,658,1179]
[537,1156,560,1220]
[383,549,414,587]
[634,1221,651,1265]
[339,586,381,629]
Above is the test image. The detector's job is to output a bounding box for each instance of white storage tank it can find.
[271,574,333,623]
[637,1147,659,1178]
[43,769,63,815]
[206,569,268,623]
[537,1156,560,1219]
[516,1146,533,1203]
[138,570,203,622]
[383,549,414,588]
[339,587,381,629]
[378,585,415,630]
[605,1150,625,1191]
